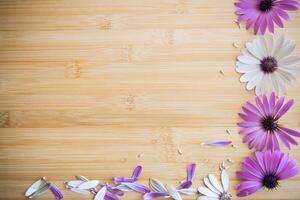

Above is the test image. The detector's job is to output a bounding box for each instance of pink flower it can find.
[235,0,299,34]
[236,151,300,197]
[238,92,300,151]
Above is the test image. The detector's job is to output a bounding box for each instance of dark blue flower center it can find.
[263,174,279,189]
[261,116,278,132]
[258,0,274,12]
[260,57,278,73]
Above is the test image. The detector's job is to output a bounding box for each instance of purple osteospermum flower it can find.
[235,0,299,34]
[236,151,300,197]
[238,92,300,151]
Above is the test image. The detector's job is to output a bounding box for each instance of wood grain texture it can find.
[0,0,300,200]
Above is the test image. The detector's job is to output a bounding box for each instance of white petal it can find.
[279,69,295,82]
[236,62,260,73]
[272,35,285,58]
[257,36,268,57]
[270,73,281,94]
[69,188,90,196]
[208,174,223,193]
[197,197,219,200]
[259,75,269,95]
[221,170,229,192]
[149,178,167,192]
[246,42,263,59]
[279,65,300,73]
[166,185,182,200]
[94,186,107,200]
[66,180,85,188]
[246,73,263,91]
[198,187,219,197]
[277,42,296,60]
[253,37,268,58]
[264,34,274,55]
[240,70,260,82]
[203,178,221,195]
[274,72,288,95]
[78,180,99,190]
[25,179,47,197]
[238,54,260,65]
[114,184,131,192]
[279,56,300,66]
[178,188,198,196]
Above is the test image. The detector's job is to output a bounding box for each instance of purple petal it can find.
[105,192,119,200]
[271,10,284,27]
[106,187,124,196]
[122,183,150,194]
[280,127,300,137]
[237,181,263,197]
[236,171,260,181]
[275,99,294,119]
[273,96,285,116]
[114,165,143,184]
[274,7,291,21]
[114,177,135,184]
[203,140,232,146]
[177,181,192,190]
[49,184,63,200]
[187,163,196,182]
[132,166,142,180]
[41,178,63,200]
[143,192,168,200]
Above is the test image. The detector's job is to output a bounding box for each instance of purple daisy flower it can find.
[238,92,300,151]
[235,0,300,34]
[236,151,300,197]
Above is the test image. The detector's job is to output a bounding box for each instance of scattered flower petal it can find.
[121,183,150,194]
[78,180,99,190]
[203,141,232,146]
[167,185,182,200]
[25,178,48,197]
[149,178,168,193]
[94,186,107,200]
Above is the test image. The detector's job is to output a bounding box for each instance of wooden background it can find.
[0,0,300,200]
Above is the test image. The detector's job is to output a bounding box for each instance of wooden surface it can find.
[0,0,300,200]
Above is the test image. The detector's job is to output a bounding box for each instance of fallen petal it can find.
[78,180,99,190]
[95,186,107,200]
[149,178,168,193]
[25,178,47,197]
[203,141,232,146]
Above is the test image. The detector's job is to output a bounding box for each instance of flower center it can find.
[261,116,278,132]
[220,193,232,200]
[260,57,278,73]
[258,0,274,12]
[263,174,279,189]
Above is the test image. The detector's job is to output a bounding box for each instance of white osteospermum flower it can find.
[198,170,232,200]
[236,34,300,96]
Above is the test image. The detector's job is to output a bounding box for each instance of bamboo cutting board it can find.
[0,1,300,200]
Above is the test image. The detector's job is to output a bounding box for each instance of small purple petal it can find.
[131,166,142,180]
[106,187,124,196]
[114,177,135,184]
[203,140,232,146]
[177,181,192,190]
[41,178,63,200]
[114,165,143,184]
[280,127,300,137]
[122,183,150,194]
[187,163,196,182]
[105,192,119,200]
[143,192,168,200]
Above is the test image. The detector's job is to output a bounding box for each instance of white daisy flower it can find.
[198,169,232,200]
[236,34,300,96]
